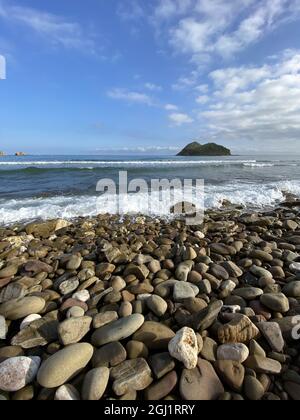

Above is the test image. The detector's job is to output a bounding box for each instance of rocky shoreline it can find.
[0,201,300,401]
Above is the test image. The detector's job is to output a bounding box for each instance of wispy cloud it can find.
[165,104,179,111]
[144,82,162,91]
[107,88,154,106]
[0,0,97,53]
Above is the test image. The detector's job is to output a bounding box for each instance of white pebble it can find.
[0,356,41,392]
[20,314,42,330]
[168,327,198,370]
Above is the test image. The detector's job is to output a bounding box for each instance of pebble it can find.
[192,300,223,331]
[37,343,94,388]
[92,314,144,347]
[55,384,80,401]
[244,356,282,374]
[173,282,197,301]
[146,295,167,317]
[72,290,90,302]
[66,255,82,270]
[92,342,127,368]
[260,293,290,313]
[145,371,178,400]
[175,261,193,282]
[201,337,217,362]
[0,297,45,320]
[82,367,110,400]
[0,356,41,392]
[233,287,264,300]
[168,327,198,369]
[215,360,245,392]
[58,316,92,345]
[92,311,118,329]
[149,352,175,379]
[0,315,7,339]
[133,321,175,350]
[0,264,18,278]
[119,301,133,317]
[218,314,260,344]
[180,359,224,400]
[258,322,285,352]
[20,314,42,330]
[217,343,249,363]
[66,306,85,318]
[111,358,153,396]
[244,376,265,400]
[126,341,149,359]
[282,281,300,298]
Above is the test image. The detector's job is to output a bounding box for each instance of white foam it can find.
[0,159,257,168]
[243,163,274,167]
[1,180,300,225]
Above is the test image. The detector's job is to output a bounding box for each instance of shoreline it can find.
[0,200,300,400]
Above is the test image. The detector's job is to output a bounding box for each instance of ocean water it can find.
[0,154,300,224]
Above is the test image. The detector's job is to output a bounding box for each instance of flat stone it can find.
[215,360,245,392]
[0,283,27,304]
[218,314,260,344]
[244,375,265,400]
[192,300,223,331]
[180,358,224,400]
[0,297,46,320]
[168,327,198,369]
[55,384,80,401]
[146,295,167,317]
[201,337,217,362]
[149,352,176,379]
[133,321,175,350]
[210,264,229,280]
[217,343,249,363]
[92,314,144,347]
[284,382,300,400]
[11,313,59,349]
[92,342,127,368]
[260,293,290,313]
[173,282,197,301]
[58,316,92,345]
[37,343,94,388]
[110,358,153,396]
[82,367,110,400]
[0,264,18,278]
[0,356,41,392]
[222,261,243,278]
[24,260,53,274]
[244,356,282,374]
[58,277,80,295]
[233,287,263,300]
[92,311,118,329]
[258,322,285,352]
[20,314,42,330]
[145,371,178,401]
[0,315,7,339]
[282,281,300,298]
[250,265,273,280]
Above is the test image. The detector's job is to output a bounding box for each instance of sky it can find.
[1,0,300,154]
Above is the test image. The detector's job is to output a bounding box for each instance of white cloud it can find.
[169,112,194,126]
[0,1,96,52]
[165,104,179,111]
[117,0,145,21]
[199,50,300,143]
[107,88,154,106]
[196,95,209,104]
[145,82,162,91]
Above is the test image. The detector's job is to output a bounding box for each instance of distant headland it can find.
[177,142,231,156]
[0,152,27,156]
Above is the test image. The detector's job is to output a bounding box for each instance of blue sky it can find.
[1,0,300,154]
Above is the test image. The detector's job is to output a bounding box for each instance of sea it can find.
[0,154,300,225]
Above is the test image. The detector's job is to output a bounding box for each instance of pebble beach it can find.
[0,199,300,401]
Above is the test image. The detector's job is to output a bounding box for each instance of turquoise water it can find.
[0,154,300,224]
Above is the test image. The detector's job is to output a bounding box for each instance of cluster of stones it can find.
[0,203,300,401]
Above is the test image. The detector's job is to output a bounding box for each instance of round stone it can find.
[66,307,85,318]
[0,356,41,392]
[118,302,133,318]
[92,314,144,347]
[37,343,94,388]
[217,344,249,363]
[260,293,290,313]
[0,297,45,320]
[66,255,82,270]
[146,295,168,317]
[55,384,80,401]
[82,367,110,400]
[72,290,90,302]
[282,281,300,298]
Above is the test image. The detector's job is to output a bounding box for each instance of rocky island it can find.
[177,142,231,157]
